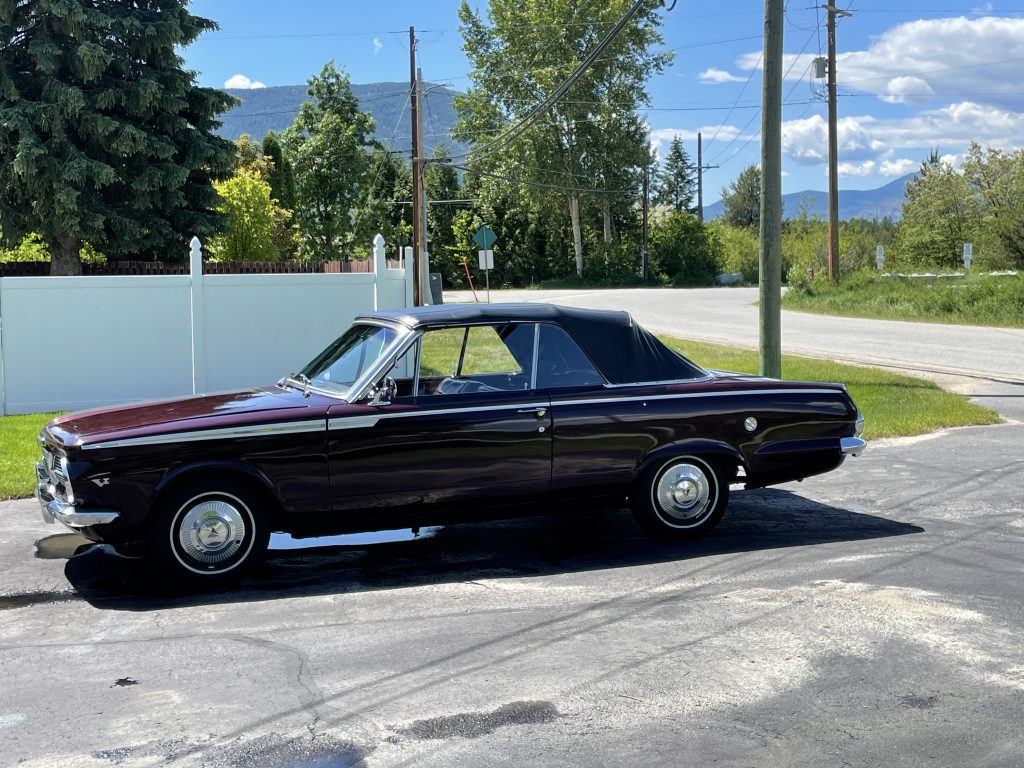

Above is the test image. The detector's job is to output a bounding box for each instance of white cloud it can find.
[781,114,878,165]
[373,37,384,54]
[879,158,917,176]
[224,74,266,90]
[837,160,877,177]
[881,76,935,104]
[698,68,745,85]
[738,17,1024,109]
[972,2,995,12]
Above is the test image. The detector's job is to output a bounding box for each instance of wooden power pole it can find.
[759,0,784,379]
[641,164,649,281]
[826,3,850,281]
[409,27,423,305]
[697,131,703,222]
[695,132,718,223]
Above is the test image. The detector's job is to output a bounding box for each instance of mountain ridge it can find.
[703,172,914,221]
[217,82,466,156]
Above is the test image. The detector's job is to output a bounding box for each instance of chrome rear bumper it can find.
[840,437,866,457]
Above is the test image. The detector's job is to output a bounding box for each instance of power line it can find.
[709,25,821,166]
[452,164,633,195]
[450,0,671,166]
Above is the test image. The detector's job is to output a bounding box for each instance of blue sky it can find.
[185,1,1024,203]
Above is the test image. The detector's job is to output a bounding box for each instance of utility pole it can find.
[416,67,428,304]
[825,3,851,281]
[409,27,423,306]
[697,132,703,222]
[641,164,649,282]
[695,132,718,222]
[759,0,784,379]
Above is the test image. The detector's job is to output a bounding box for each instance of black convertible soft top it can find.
[359,303,706,385]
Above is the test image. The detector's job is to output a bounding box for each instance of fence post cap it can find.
[373,233,385,248]
[189,236,202,250]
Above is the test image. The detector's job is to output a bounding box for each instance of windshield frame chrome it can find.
[344,322,419,403]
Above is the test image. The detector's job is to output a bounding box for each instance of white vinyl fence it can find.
[0,234,414,415]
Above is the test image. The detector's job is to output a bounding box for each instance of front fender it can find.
[154,459,278,500]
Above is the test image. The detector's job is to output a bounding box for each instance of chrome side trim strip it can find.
[327,415,382,430]
[329,401,551,430]
[82,419,327,451]
[840,437,866,456]
[550,387,845,409]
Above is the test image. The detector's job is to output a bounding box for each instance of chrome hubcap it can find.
[178,499,247,564]
[655,462,713,525]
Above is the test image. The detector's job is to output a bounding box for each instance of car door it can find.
[539,323,650,497]
[327,322,552,517]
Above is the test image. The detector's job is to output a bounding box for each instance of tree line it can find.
[3,1,1018,285]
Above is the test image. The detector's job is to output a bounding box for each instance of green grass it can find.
[0,339,1001,500]
[0,412,62,501]
[660,336,1002,440]
[783,271,1024,328]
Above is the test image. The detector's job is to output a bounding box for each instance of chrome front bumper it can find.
[840,437,867,457]
[35,462,119,528]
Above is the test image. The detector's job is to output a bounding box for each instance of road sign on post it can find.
[963,242,973,270]
[478,249,494,303]
[473,228,497,303]
[473,226,497,250]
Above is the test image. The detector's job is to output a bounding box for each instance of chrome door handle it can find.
[517,407,547,418]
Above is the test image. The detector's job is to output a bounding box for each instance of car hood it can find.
[46,386,336,449]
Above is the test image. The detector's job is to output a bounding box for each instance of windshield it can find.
[295,323,400,398]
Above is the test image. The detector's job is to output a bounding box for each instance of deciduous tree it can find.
[454,0,670,275]
[208,169,293,262]
[896,152,976,270]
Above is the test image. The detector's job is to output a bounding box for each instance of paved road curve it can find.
[446,287,1024,384]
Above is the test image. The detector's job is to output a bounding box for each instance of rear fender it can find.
[635,439,745,481]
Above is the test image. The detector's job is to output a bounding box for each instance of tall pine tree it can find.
[654,136,696,214]
[0,1,236,274]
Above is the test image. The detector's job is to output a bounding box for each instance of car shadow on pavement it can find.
[62,488,922,611]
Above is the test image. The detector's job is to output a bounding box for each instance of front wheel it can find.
[150,479,270,585]
[631,455,730,539]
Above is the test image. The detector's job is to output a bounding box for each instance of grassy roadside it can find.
[661,336,1001,440]
[0,341,1000,500]
[782,272,1024,328]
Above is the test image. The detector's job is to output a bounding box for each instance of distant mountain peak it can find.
[703,172,915,221]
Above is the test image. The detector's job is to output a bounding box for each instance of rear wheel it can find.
[631,455,729,539]
[150,478,269,585]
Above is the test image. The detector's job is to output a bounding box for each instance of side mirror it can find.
[369,376,397,407]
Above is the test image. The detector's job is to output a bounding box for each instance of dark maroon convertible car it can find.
[35,304,864,583]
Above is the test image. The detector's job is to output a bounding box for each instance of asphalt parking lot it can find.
[1,375,1022,767]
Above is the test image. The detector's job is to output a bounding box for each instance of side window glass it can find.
[417,324,534,396]
[462,326,522,376]
[419,327,462,378]
[536,324,605,389]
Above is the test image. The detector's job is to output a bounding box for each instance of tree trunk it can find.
[569,194,583,276]
[52,234,83,276]
[602,196,612,243]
